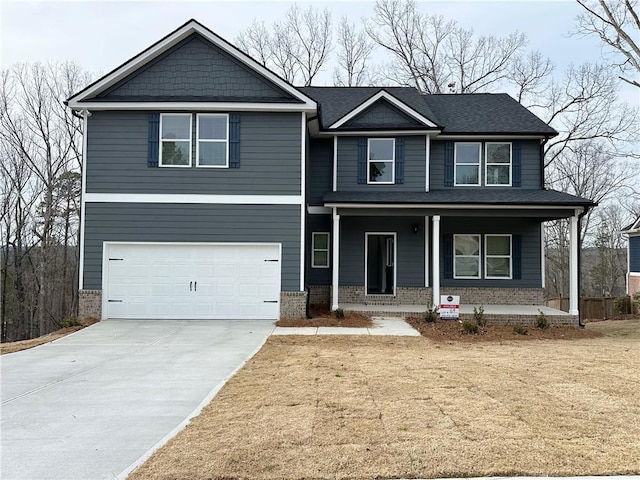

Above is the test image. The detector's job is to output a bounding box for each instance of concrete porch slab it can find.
[341,303,572,316]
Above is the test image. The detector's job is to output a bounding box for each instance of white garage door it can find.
[105,243,281,319]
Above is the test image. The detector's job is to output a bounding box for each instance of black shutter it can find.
[357,137,367,184]
[513,234,522,279]
[443,233,454,279]
[148,113,160,167]
[395,137,405,184]
[229,113,241,168]
[444,141,454,186]
[512,141,521,187]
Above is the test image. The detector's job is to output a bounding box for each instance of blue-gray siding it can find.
[336,136,426,191]
[307,214,332,285]
[86,111,301,195]
[308,138,333,205]
[440,217,541,288]
[344,100,422,128]
[83,203,301,291]
[429,139,541,189]
[339,217,425,286]
[97,35,295,101]
[630,235,640,272]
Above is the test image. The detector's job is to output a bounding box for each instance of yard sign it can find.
[440,295,460,320]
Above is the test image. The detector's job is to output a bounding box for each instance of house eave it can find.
[66,101,317,112]
[324,202,590,210]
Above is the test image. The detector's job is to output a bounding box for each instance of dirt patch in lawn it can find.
[406,316,602,342]
[276,305,373,328]
[129,319,640,480]
[0,318,98,355]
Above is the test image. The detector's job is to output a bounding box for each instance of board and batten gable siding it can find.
[85,111,302,195]
[429,139,542,189]
[336,136,426,191]
[308,138,333,205]
[339,217,425,286]
[83,203,301,291]
[343,100,423,128]
[440,217,541,288]
[630,235,640,272]
[96,35,295,101]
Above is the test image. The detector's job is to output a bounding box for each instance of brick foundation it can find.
[280,291,307,319]
[440,287,545,305]
[79,290,102,320]
[308,285,330,305]
[628,274,640,297]
[457,312,579,327]
[338,286,433,305]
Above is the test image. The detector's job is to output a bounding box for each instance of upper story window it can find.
[485,143,512,186]
[368,138,395,184]
[454,143,481,186]
[197,114,229,168]
[160,114,192,167]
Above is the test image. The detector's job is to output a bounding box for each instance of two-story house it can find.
[68,20,595,325]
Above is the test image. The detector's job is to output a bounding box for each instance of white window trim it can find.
[159,113,192,168]
[196,113,229,168]
[485,142,512,187]
[312,232,330,269]
[367,138,395,185]
[453,234,481,279]
[485,234,513,279]
[454,142,481,186]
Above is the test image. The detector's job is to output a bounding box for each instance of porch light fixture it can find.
[412,224,419,234]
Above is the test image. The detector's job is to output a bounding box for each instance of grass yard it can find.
[130,320,640,480]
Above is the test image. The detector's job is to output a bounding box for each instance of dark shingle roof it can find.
[423,93,557,135]
[323,189,594,206]
[298,87,557,136]
[299,86,439,128]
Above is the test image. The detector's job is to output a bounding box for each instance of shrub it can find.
[462,321,479,334]
[61,316,80,328]
[613,295,631,314]
[513,325,528,335]
[633,292,640,310]
[333,308,345,319]
[423,305,439,323]
[473,305,486,327]
[535,310,549,329]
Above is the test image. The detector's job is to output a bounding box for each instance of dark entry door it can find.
[366,234,395,295]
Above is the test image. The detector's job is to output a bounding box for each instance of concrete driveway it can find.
[1,319,275,480]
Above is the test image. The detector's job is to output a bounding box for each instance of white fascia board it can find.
[316,129,441,137]
[328,90,438,129]
[68,20,317,110]
[85,193,302,205]
[67,101,315,112]
[324,203,583,210]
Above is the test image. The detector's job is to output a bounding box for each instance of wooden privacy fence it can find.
[546,297,619,319]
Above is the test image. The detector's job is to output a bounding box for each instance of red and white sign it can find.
[440,295,460,320]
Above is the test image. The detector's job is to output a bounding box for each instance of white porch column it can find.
[569,212,579,315]
[432,215,440,309]
[331,207,340,311]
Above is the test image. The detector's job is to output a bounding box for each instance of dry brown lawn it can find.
[129,320,640,480]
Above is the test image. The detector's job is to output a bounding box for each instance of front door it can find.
[366,233,396,295]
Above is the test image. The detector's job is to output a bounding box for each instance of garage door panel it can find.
[106,243,281,320]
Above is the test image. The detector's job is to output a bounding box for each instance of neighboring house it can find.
[622,217,640,299]
[67,19,595,323]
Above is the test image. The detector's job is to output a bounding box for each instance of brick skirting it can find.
[440,287,545,305]
[79,290,102,320]
[338,286,433,305]
[308,285,330,305]
[280,291,307,319]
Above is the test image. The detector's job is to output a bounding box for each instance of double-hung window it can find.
[485,143,511,186]
[368,138,394,184]
[160,114,192,167]
[312,232,330,268]
[454,143,481,186]
[197,114,229,167]
[485,234,512,278]
[454,235,481,279]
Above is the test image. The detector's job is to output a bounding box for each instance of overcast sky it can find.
[1,0,637,105]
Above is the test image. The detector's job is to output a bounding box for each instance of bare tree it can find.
[334,17,376,86]
[237,4,332,85]
[366,0,527,93]
[575,0,640,88]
